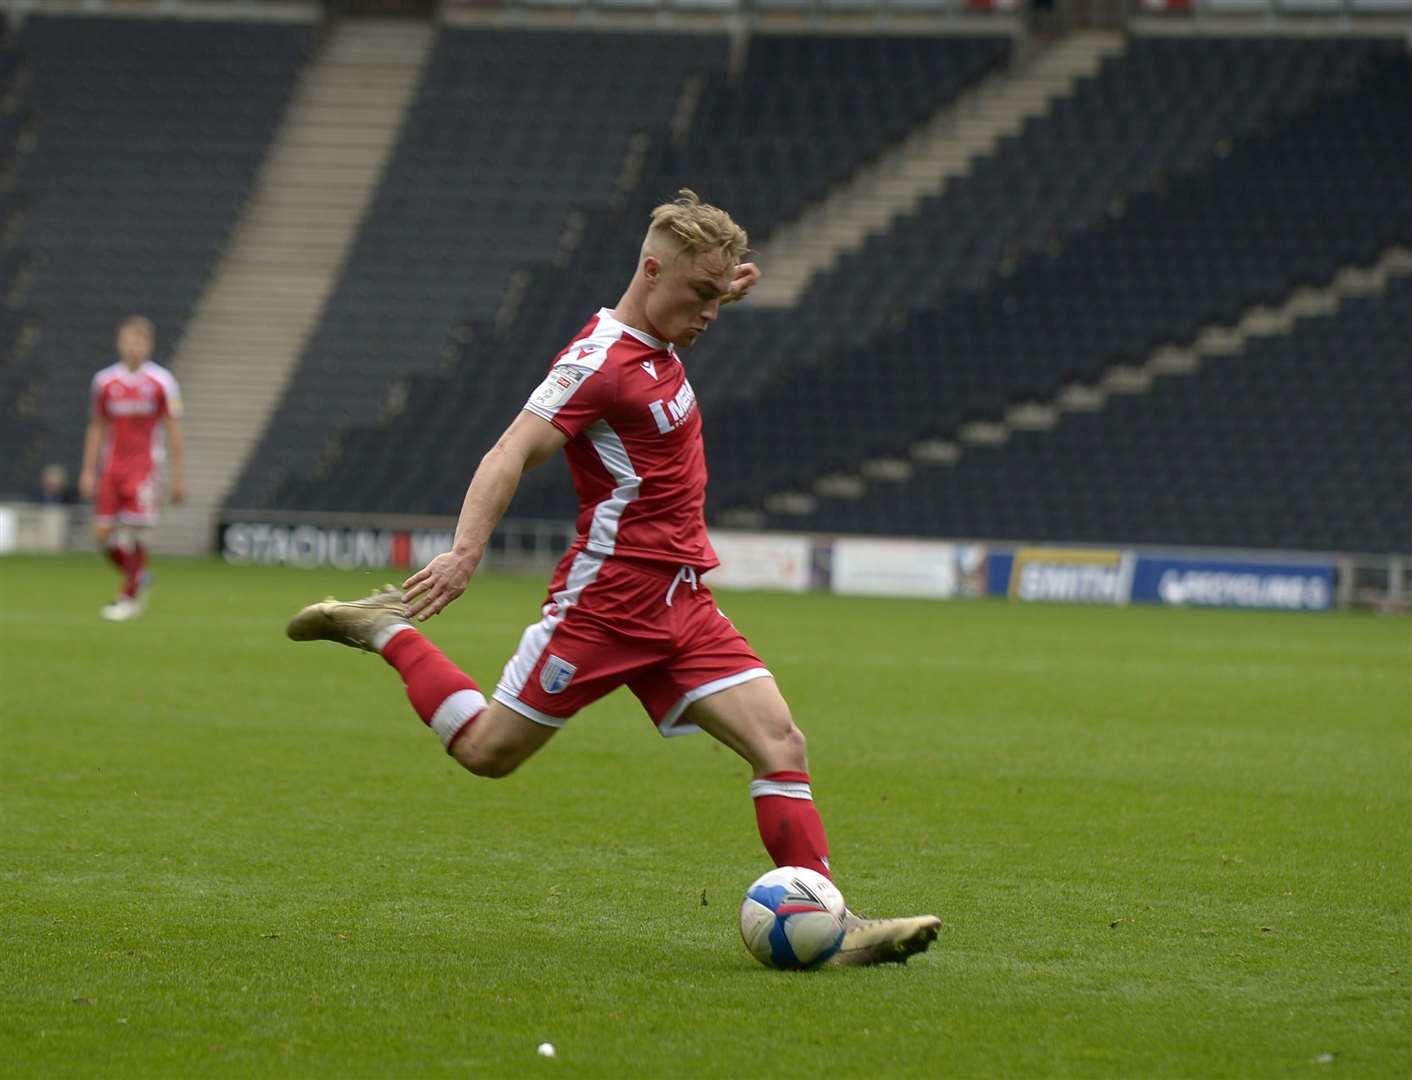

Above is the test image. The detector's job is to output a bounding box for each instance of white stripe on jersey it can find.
[494,550,606,724]
[583,420,641,556]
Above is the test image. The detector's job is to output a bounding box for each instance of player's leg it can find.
[99,525,144,621]
[121,523,153,608]
[684,676,832,879]
[690,678,941,964]
[285,586,553,775]
[124,475,159,600]
[94,472,154,620]
[660,586,940,965]
[96,522,125,574]
[637,582,831,876]
[285,549,638,779]
[684,676,940,964]
[92,474,128,595]
[445,700,557,777]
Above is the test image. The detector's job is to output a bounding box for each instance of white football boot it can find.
[286,585,411,652]
[100,597,140,621]
[826,911,942,966]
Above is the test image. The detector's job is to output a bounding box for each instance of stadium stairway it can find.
[156,19,434,556]
[746,31,1125,309]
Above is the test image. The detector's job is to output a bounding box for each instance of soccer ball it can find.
[739,866,846,970]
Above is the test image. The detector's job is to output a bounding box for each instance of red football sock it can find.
[104,544,126,575]
[121,543,147,599]
[380,628,485,750]
[751,770,832,880]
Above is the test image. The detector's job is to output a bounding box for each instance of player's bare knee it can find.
[454,740,523,779]
[764,700,802,747]
[754,705,807,773]
[466,756,517,780]
[774,719,808,771]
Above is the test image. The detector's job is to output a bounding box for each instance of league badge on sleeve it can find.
[539,654,577,695]
[531,365,588,412]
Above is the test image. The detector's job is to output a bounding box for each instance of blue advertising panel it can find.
[985,551,1015,597]
[1130,556,1335,611]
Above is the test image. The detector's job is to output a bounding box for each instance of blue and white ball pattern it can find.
[739,866,846,970]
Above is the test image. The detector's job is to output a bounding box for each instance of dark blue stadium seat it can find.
[0,16,309,498]
[243,30,1009,515]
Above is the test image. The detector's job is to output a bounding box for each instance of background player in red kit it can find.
[287,191,940,965]
[79,315,185,621]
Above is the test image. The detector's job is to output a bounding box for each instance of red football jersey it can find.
[90,361,182,477]
[523,308,717,570]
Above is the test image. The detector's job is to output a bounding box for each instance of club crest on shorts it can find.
[539,654,577,695]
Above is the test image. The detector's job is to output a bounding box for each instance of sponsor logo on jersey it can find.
[648,380,697,435]
[107,397,159,417]
[539,654,577,694]
[640,360,657,379]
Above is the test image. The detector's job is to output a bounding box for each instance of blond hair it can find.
[647,189,748,264]
[116,314,155,338]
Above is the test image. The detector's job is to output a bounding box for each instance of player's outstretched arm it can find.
[402,411,567,622]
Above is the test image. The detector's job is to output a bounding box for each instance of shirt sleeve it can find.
[160,380,183,419]
[151,366,183,419]
[523,353,615,440]
[90,373,108,421]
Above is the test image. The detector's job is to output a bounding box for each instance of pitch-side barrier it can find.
[0,504,1403,613]
[201,512,1405,614]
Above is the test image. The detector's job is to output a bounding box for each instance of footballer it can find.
[79,316,184,620]
[287,192,940,965]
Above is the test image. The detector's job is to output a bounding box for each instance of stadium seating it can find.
[700,41,1412,534]
[777,272,1412,553]
[775,36,1393,356]
[0,26,38,486]
[668,34,1009,251]
[0,16,308,499]
[14,16,1401,557]
[227,28,729,510]
[245,31,1009,514]
[682,35,1400,413]
[246,31,1410,558]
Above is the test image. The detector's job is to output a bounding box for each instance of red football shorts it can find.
[493,550,771,735]
[94,468,159,526]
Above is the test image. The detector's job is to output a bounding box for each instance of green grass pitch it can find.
[2,553,1408,1078]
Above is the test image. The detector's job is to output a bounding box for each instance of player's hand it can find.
[722,261,761,305]
[169,477,185,505]
[402,550,476,622]
[78,470,96,501]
